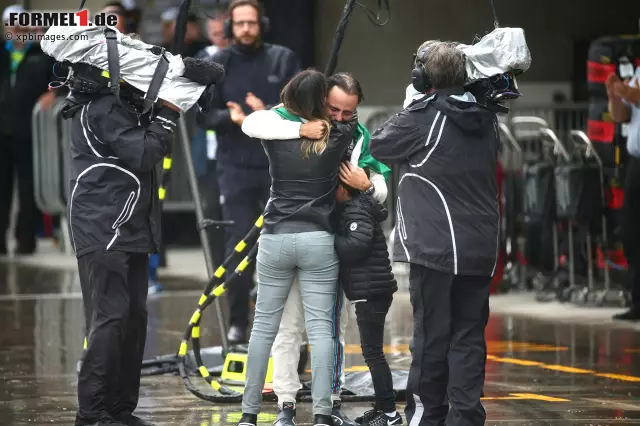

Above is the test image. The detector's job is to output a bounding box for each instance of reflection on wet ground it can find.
[3,262,640,425]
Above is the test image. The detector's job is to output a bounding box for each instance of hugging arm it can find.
[241,110,302,140]
[369,171,388,204]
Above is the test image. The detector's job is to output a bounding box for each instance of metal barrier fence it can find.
[32,98,69,216]
[32,97,73,253]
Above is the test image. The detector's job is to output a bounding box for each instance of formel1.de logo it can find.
[6,10,117,27]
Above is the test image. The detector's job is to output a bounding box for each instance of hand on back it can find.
[300,120,328,140]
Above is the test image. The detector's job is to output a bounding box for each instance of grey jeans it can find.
[242,231,339,416]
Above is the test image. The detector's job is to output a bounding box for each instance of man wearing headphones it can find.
[197,0,300,344]
[370,41,499,426]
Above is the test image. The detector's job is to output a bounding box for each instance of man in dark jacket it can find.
[197,0,300,343]
[334,181,400,426]
[62,83,180,426]
[370,41,499,426]
[0,5,57,254]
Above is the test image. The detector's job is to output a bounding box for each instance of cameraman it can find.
[370,41,499,426]
[63,80,180,426]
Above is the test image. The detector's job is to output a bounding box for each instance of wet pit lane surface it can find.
[2,262,640,425]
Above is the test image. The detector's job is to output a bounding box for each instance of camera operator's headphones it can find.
[411,45,433,93]
[223,0,271,39]
[411,43,468,93]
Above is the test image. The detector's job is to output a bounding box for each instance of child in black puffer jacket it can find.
[334,181,401,426]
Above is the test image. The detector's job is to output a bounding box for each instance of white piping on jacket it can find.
[69,163,141,252]
[81,103,118,160]
[410,113,447,168]
[398,172,458,274]
[395,197,410,261]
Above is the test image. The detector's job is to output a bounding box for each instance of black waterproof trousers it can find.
[405,264,491,426]
[76,251,149,425]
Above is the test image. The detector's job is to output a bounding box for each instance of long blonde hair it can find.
[300,119,331,159]
[279,69,332,159]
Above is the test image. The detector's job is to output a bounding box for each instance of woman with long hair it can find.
[236,69,357,426]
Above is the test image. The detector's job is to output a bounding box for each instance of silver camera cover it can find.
[458,27,532,82]
[41,25,206,112]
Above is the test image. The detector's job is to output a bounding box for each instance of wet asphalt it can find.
[2,262,640,425]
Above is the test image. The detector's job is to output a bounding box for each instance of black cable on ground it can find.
[176,217,262,402]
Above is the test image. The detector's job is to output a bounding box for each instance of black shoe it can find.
[228,325,247,343]
[355,405,379,424]
[314,414,333,426]
[613,309,640,321]
[237,413,258,426]
[274,402,296,425]
[116,414,156,426]
[331,400,357,426]
[86,418,127,426]
[361,411,403,426]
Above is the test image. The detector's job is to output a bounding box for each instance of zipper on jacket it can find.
[113,191,135,229]
[107,191,137,250]
[69,163,141,253]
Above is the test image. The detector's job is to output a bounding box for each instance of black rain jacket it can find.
[370,87,500,276]
[334,194,397,301]
[261,118,357,234]
[62,92,179,257]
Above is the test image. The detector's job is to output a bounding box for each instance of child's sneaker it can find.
[361,411,402,426]
[355,405,379,424]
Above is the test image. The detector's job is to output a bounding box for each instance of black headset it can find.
[411,45,468,93]
[411,51,432,93]
[222,2,271,39]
